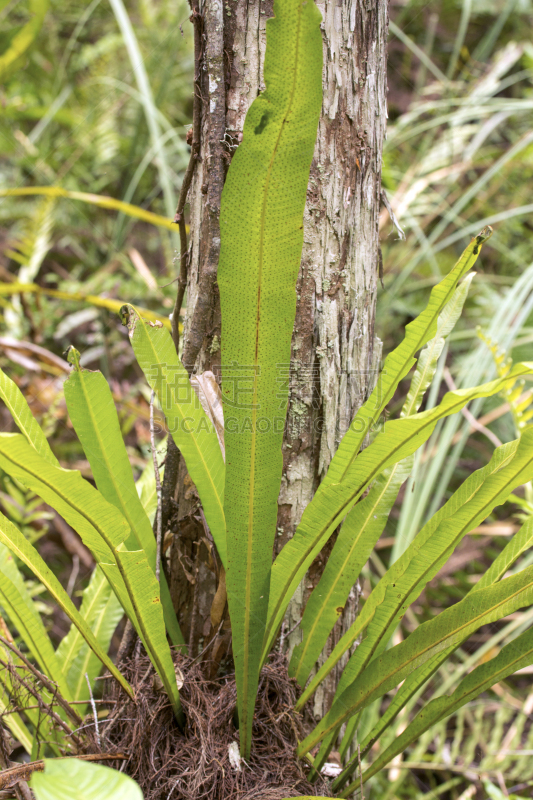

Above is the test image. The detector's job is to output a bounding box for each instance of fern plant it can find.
[1,0,533,798]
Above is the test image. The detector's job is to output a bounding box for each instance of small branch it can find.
[0,754,128,790]
[161,0,204,534]
[278,620,300,654]
[381,189,405,240]
[66,554,79,597]
[116,619,136,667]
[187,541,202,658]
[170,0,203,356]
[150,390,163,582]
[0,725,31,800]
[0,657,81,747]
[443,368,503,448]
[84,673,100,748]
[0,636,81,727]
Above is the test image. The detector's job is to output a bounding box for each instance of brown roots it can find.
[101,652,334,800]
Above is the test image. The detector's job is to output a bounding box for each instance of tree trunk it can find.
[167,0,388,700]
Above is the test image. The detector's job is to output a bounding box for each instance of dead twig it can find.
[0,636,81,727]
[0,657,82,748]
[0,725,31,800]
[170,0,204,356]
[443,368,503,448]
[150,389,163,582]
[161,0,204,534]
[85,673,100,748]
[0,754,128,790]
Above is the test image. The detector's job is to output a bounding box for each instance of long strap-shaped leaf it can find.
[320,228,492,492]
[218,0,322,757]
[348,623,533,793]
[264,364,533,660]
[0,366,58,465]
[63,351,183,646]
[298,440,517,768]
[296,440,518,711]
[0,435,181,716]
[0,564,70,700]
[289,276,475,686]
[344,431,533,687]
[309,430,533,773]
[68,591,123,711]
[57,567,123,708]
[333,515,533,791]
[0,510,132,697]
[289,458,413,685]
[299,562,533,756]
[123,306,226,565]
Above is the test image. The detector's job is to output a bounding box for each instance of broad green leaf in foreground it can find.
[122,306,226,565]
[299,562,533,755]
[31,759,143,800]
[217,0,322,757]
[0,510,132,697]
[63,350,183,646]
[264,364,533,660]
[115,550,182,720]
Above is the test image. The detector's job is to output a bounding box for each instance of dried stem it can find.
[161,0,204,535]
[443,368,503,448]
[0,636,81,727]
[0,725,31,800]
[0,657,82,747]
[150,389,163,581]
[171,0,203,356]
[85,673,100,748]
[0,754,128,791]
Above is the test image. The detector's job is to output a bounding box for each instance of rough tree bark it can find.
[166,0,388,709]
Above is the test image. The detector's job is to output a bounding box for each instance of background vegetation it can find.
[1,0,533,797]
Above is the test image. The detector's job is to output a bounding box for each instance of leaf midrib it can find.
[264,367,530,656]
[304,572,533,751]
[297,444,518,703]
[76,370,149,552]
[328,246,480,486]
[293,466,397,682]
[240,2,304,729]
